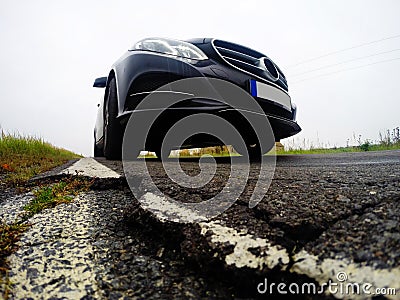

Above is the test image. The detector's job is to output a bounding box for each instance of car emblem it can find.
[260,57,279,81]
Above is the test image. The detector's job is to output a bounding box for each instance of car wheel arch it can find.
[104,70,116,108]
[103,74,123,160]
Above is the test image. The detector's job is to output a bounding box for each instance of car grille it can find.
[212,39,288,91]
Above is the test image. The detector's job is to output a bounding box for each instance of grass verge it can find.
[0,133,81,186]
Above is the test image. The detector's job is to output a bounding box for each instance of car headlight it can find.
[131,38,208,60]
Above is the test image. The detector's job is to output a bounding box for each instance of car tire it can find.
[103,77,123,160]
[235,144,265,161]
[155,146,171,161]
[247,144,262,160]
[93,141,104,157]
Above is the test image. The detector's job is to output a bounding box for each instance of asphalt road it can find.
[1,150,399,299]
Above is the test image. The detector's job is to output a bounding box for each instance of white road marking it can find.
[199,219,400,299]
[8,195,102,299]
[140,192,208,223]
[60,158,120,178]
[291,251,400,300]
[0,193,34,224]
[140,192,399,299]
[199,221,289,270]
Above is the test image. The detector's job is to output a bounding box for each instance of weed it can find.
[359,140,371,151]
[0,223,29,268]
[0,223,30,298]
[23,177,93,218]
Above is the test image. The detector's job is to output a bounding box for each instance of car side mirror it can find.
[93,77,107,88]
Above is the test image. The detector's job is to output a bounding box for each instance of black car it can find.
[93,38,301,159]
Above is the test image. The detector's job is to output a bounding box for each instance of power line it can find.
[290,57,400,84]
[289,48,400,77]
[288,34,400,68]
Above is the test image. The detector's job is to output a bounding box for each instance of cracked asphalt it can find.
[1,150,399,299]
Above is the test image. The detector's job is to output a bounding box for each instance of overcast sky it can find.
[1,0,399,155]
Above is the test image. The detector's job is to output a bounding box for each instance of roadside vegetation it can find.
[0,133,88,298]
[0,132,81,186]
[279,127,400,155]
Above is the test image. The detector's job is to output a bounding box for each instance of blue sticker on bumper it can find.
[250,79,257,97]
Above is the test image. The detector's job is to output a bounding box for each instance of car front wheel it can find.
[235,143,266,161]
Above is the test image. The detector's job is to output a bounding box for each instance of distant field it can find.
[141,141,400,158]
[150,128,400,157]
[276,143,400,155]
[279,128,400,155]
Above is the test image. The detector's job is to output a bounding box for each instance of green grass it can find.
[24,182,73,215]
[22,177,93,218]
[0,133,81,186]
[276,146,359,155]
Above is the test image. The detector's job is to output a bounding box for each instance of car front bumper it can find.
[116,52,301,142]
